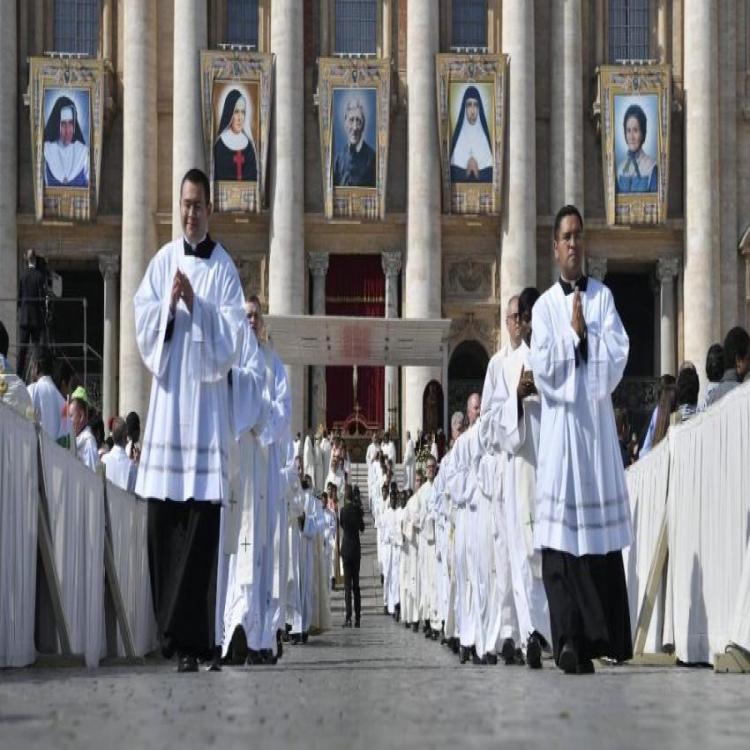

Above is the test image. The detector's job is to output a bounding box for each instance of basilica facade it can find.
[1,0,749,442]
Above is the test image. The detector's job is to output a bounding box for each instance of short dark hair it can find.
[55,360,74,388]
[180,168,211,205]
[33,346,54,376]
[0,320,8,358]
[705,343,724,383]
[553,204,584,240]
[676,367,700,408]
[623,104,647,143]
[111,417,128,447]
[723,327,750,370]
[518,287,540,320]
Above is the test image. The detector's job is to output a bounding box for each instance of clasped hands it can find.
[571,288,586,340]
[170,269,194,315]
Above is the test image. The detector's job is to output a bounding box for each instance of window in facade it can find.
[334,0,377,55]
[53,0,101,56]
[226,0,259,47]
[609,0,651,62]
[452,0,487,50]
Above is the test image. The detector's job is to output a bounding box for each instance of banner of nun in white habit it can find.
[200,51,273,214]
[28,58,105,221]
[598,65,671,226]
[317,58,391,220]
[436,54,508,216]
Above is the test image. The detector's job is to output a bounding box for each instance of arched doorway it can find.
[448,339,489,420]
[422,380,444,437]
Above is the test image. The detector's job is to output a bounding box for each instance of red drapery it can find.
[325,255,385,427]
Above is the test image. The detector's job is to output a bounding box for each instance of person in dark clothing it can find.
[17,248,48,377]
[339,484,365,628]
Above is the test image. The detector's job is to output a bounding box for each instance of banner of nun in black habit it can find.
[28,57,105,221]
[200,51,273,214]
[436,55,508,216]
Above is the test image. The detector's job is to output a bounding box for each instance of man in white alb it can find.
[101,417,137,492]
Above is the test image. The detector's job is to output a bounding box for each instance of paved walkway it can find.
[1,513,749,750]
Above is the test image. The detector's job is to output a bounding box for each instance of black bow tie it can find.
[558,275,588,296]
[183,235,216,259]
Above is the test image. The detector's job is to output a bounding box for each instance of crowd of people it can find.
[3,180,749,678]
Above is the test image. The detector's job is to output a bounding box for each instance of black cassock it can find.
[148,498,221,660]
[213,138,257,182]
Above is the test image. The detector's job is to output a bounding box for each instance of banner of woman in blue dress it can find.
[614,94,659,194]
[599,65,671,226]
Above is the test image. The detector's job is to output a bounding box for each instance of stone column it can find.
[657,0,669,64]
[683,0,720,390]
[501,0,536,338]
[308,252,329,432]
[382,250,401,433]
[171,0,207,237]
[657,257,679,377]
[719,0,738,331]
[120,0,158,419]
[550,0,583,212]
[587,256,607,282]
[99,255,119,420]
[0,0,18,364]
[269,0,305,434]
[403,1,441,438]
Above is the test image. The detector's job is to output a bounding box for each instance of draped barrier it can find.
[105,481,157,657]
[39,432,106,667]
[0,401,156,668]
[623,436,670,654]
[625,382,750,667]
[0,404,39,667]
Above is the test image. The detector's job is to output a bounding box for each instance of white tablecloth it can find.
[106,480,157,656]
[624,436,670,653]
[0,403,39,667]
[667,382,750,664]
[40,433,105,667]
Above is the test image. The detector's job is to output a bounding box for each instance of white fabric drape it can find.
[623,436,670,653]
[105,480,158,657]
[0,403,39,667]
[40,433,105,668]
[666,382,750,664]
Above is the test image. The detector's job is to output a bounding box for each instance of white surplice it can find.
[298,489,320,634]
[134,238,244,503]
[476,341,551,646]
[402,488,422,624]
[27,375,66,440]
[76,425,99,471]
[101,444,137,493]
[403,438,416,490]
[303,436,317,487]
[529,278,632,556]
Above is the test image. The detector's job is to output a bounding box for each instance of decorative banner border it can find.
[599,65,671,226]
[435,53,508,216]
[28,57,105,222]
[317,58,391,220]
[200,51,273,213]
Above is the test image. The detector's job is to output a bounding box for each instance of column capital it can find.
[381,250,402,278]
[308,251,329,277]
[656,256,680,283]
[99,253,120,280]
[587,256,607,281]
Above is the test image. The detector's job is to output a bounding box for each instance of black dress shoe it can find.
[290,634,302,645]
[486,652,498,665]
[577,659,595,675]
[431,630,439,641]
[207,646,222,672]
[500,638,516,665]
[342,619,352,628]
[226,626,248,666]
[558,641,579,675]
[412,622,419,633]
[177,654,198,673]
[354,619,361,628]
[383,606,389,615]
[526,632,543,669]
[424,626,433,639]
[301,631,309,644]
[514,647,526,666]
[459,646,470,664]
[246,649,263,665]
[451,638,459,654]
[404,621,411,629]
[260,649,277,665]
[472,650,486,665]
